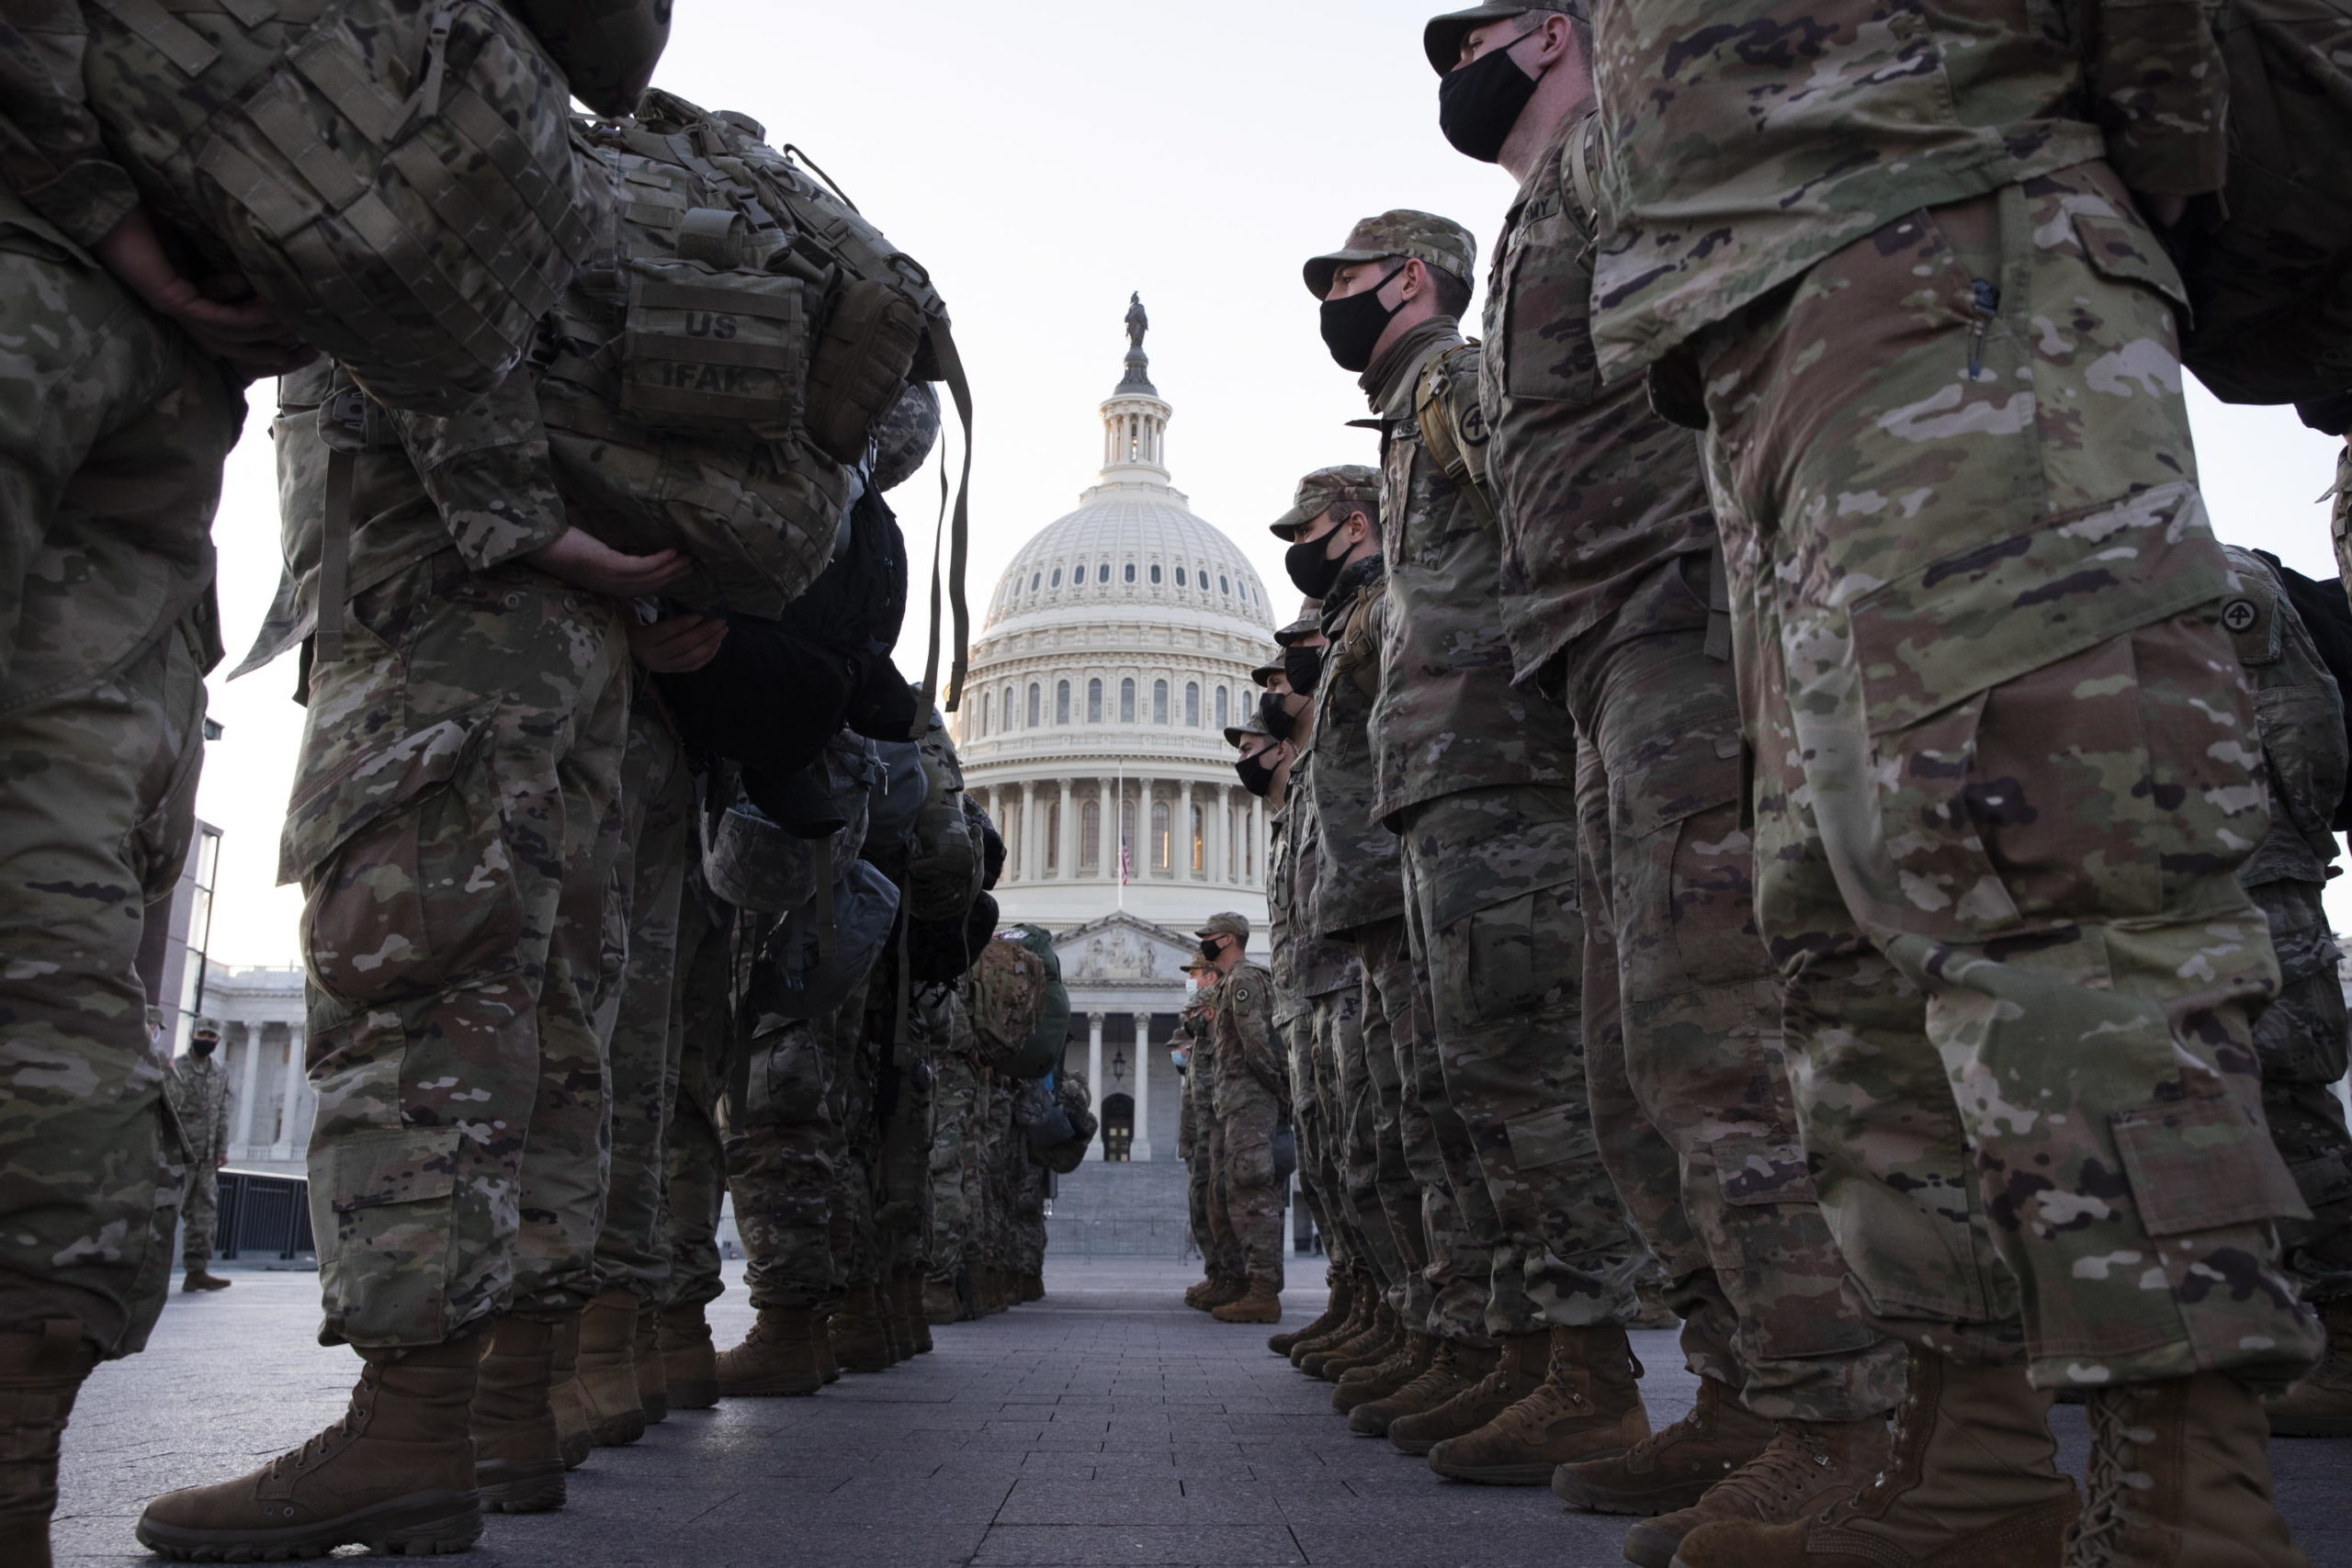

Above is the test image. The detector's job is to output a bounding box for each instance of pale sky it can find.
[189,0,2352,975]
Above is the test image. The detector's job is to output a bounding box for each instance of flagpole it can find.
[1116,758,1125,910]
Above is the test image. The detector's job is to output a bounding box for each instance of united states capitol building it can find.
[953,302,1277,1168]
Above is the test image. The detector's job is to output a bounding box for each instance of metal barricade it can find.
[213,1168,317,1263]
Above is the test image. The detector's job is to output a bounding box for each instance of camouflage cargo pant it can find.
[832,1010,884,1291]
[181,1163,220,1270]
[1213,1066,1287,1290]
[1699,166,2320,1389]
[969,1067,1001,1279]
[1011,1151,1047,1279]
[1318,984,1404,1297]
[1570,617,1905,1420]
[1286,1011,1350,1270]
[0,231,240,1356]
[725,982,868,1313]
[876,987,943,1280]
[1400,786,1650,1338]
[1359,918,1486,1340]
[290,549,628,1349]
[594,701,693,1301]
[659,886,730,1313]
[928,1049,979,1285]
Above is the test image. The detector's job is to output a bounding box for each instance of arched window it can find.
[1214,686,1228,730]
[1087,678,1102,723]
[1001,685,1015,729]
[1080,799,1101,870]
[1152,680,1169,724]
[1120,679,1136,722]
[1046,800,1061,874]
[1056,680,1071,725]
[1119,797,1136,866]
[1050,567,1062,587]
[1030,572,1041,592]
[1151,802,1170,872]
[1149,563,1162,584]
[1124,563,1136,583]
[1174,567,1186,586]
[1191,805,1205,874]
[1219,574,1230,594]
[1026,682,1041,728]
[1184,682,1200,728]
[979,691,991,736]
[1099,562,1111,583]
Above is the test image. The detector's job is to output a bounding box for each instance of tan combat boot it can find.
[1214,1280,1283,1325]
[2064,1373,2312,1568]
[1273,1270,1354,1357]
[1183,1272,1226,1310]
[469,1314,565,1515]
[923,1276,964,1325]
[136,1331,484,1560]
[829,1286,893,1374]
[1554,1372,1774,1515]
[181,1269,232,1293]
[657,1303,718,1411]
[0,1320,98,1568]
[630,1311,667,1423]
[2267,1297,2352,1438]
[1198,1275,1249,1313]
[548,1309,593,1470]
[575,1289,646,1447]
[1351,1340,1501,1439]
[1313,1304,1403,1382]
[1018,1271,1045,1303]
[1430,1324,1653,1485]
[1335,1334,1440,1416]
[716,1307,826,1397]
[1387,1331,1543,1457]
[1626,1414,1891,1568]
[1295,1292,1378,1372]
[1670,1349,2077,1568]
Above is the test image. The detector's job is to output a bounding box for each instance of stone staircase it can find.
[1046,1158,1197,1259]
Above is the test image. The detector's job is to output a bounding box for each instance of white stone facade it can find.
[204,965,313,1177]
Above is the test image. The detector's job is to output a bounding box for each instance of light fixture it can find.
[1111,1047,1128,1083]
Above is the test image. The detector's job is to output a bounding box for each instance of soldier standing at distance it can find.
[167,1023,234,1295]
[1421,4,1905,1551]
[1305,211,1655,1479]
[1175,958,1222,1303]
[1588,6,2320,1563]
[1198,914,1288,1325]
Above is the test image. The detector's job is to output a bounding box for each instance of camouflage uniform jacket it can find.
[1286,773,1361,999]
[166,1052,232,1162]
[1306,555,1403,938]
[237,360,572,675]
[1267,805,1303,1029]
[1479,112,1714,684]
[1207,961,1284,1119]
[0,2,140,249]
[1362,316,1574,825]
[1588,0,2229,378]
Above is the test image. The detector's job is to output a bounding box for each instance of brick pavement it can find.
[52,1258,2352,1566]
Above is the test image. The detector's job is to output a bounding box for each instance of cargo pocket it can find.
[2111,1092,2309,1239]
[1504,1101,1598,1173]
[1714,1134,1821,1207]
[736,1020,831,1126]
[1847,483,2231,936]
[1614,726,1758,1004]
[1437,886,1577,1029]
[316,1124,465,1341]
[280,710,525,1010]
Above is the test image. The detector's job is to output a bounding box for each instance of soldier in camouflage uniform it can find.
[2217,547,2352,1440]
[655,874,732,1411]
[1199,913,1288,1324]
[926,990,983,1323]
[1422,6,1904,1543]
[168,1024,234,1293]
[1587,7,2320,1564]
[1305,211,1657,1479]
[1177,959,1238,1306]
[0,10,293,1555]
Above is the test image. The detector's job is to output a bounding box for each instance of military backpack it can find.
[2172,0,2352,405]
[82,0,603,414]
[969,937,1047,1066]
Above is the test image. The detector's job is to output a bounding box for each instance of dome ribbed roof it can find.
[981,482,1272,637]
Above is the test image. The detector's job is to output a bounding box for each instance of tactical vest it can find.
[83,0,595,414]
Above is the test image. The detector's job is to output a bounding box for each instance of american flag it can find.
[1118,841,1131,886]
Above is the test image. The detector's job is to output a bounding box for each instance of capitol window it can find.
[1120,679,1136,722]
[1153,680,1169,724]
[1057,680,1071,725]
[1030,572,1040,592]
[1215,686,1227,729]
[1124,562,1136,583]
[1173,567,1185,586]
[1151,802,1170,871]
[1149,564,1162,584]
[980,691,992,736]
[1050,568,1062,587]
[1191,806,1205,874]
[1027,682,1041,727]
[1001,685,1015,729]
[1088,678,1102,722]
[1219,575,1230,594]
[1046,800,1061,874]
[1080,799,1101,870]
[1184,682,1199,727]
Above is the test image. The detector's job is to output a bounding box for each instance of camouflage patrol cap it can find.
[1422,1,1587,75]
[1225,709,1276,748]
[1273,607,1322,648]
[1250,657,1285,688]
[1197,911,1252,942]
[1271,465,1381,540]
[1303,210,1478,299]
[191,1018,223,1042]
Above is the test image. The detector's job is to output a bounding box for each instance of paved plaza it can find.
[54,1258,2352,1567]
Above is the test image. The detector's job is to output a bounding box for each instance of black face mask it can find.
[1285,530,1350,599]
[1199,936,1227,961]
[1438,35,1539,164]
[1318,265,1405,372]
[1258,691,1296,743]
[190,1039,218,1057]
[1235,751,1279,797]
[1283,646,1324,694]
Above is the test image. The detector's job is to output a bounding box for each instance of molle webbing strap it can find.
[317,444,353,662]
[1702,543,1732,663]
[89,0,221,73]
[912,317,973,728]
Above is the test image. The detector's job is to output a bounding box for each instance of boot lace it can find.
[1489,1376,1594,1438]
[1703,1425,1838,1517]
[2065,1389,2151,1568]
[1382,1347,1464,1406]
[267,1383,371,1480]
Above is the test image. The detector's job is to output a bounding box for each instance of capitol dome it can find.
[954,300,1277,941]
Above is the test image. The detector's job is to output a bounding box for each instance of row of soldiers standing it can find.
[0,6,1101,1564]
[1215,6,2352,1568]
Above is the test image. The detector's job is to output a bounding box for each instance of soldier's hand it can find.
[526,528,693,596]
[93,207,315,375]
[628,614,729,672]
